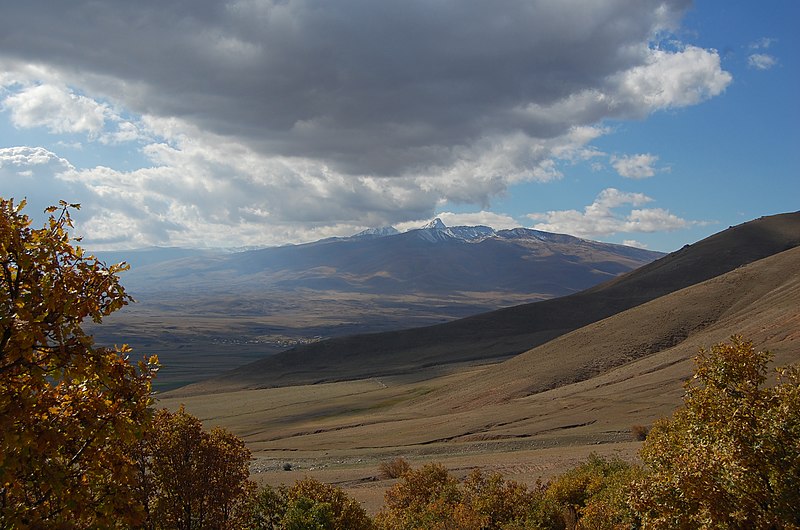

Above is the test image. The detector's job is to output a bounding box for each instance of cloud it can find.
[749,37,776,50]
[748,53,778,70]
[0,146,80,222]
[395,211,520,233]
[2,84,109,136]
[0,1,731,247]
[623,239,648,249]
[528,188,690,238]
[611,153,660,179]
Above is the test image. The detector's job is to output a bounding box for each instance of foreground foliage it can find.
[0,199,158,528]
[246,478,373,530]
[632,336,800,528]
[374,463,564,529]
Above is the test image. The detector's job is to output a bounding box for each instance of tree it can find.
[143,406,254,529]
[632,336,800,528]
[0,198,159,528]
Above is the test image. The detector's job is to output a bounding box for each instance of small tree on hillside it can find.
[143,406,254,529]
[0,198,159,527]
[632,336,800,528]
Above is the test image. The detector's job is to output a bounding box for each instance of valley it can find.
[155,211,800,511]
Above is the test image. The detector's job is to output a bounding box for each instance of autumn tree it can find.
[0,198,159,528]
[143,406,254,529]
[632,336,800,528]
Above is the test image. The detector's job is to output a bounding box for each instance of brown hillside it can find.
[177,210,800,395]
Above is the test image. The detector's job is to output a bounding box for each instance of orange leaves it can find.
[141,406,254,529]
[0,197,157,527]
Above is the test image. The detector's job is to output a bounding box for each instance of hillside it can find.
[179,211,800,395]
[94,221,661,390]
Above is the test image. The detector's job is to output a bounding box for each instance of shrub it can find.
[631,336,800,528]
[375,463,563,530]
[379,457,412,479]
[243,484,289,529]
[285,477,373,530]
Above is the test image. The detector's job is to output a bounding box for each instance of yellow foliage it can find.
[0,198,158,528]
[632,336,800,528]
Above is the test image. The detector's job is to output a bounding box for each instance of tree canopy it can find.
[0,198,158,527]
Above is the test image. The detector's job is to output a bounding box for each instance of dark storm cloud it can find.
[0,0,691,176]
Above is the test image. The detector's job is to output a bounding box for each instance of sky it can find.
[0,0,797,252]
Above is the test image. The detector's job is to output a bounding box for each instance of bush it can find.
[375,463,563,530]
[379,457,412,479]
[285,477,373,530]
[632,336,800,528]
[243,484,289,530]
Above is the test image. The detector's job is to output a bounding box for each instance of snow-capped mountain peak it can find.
[353,226,399,238]
[421,218,447,230]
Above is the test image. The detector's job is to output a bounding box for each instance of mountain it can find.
[115,220,660,297]
[178,211,800,395]
[352,226,400,239]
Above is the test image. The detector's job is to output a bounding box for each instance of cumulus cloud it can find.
[611,153,660,179]
[0,0,730,247]
[2,84,109,136]
[528,188,690,238]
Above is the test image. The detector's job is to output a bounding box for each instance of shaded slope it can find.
[179,211,800,395]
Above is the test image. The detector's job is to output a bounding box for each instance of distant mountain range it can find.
[177,211,800,395]
[102,219,662,298]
